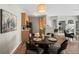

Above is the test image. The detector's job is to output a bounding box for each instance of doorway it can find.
[58,21,66,33]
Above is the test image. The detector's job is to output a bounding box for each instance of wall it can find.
[0,5,22,54]
[45,16,78,35]
[30,16,40,33]
[45,16,57,34]
[76,16,79,34]
[57,16,77,35]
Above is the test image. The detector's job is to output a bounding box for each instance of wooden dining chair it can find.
[26,42,44,54]
[64,30,74,40]
[57,40,68,54]
[48,43,60,54]
[38,44,49,54]
[51,33,54,37]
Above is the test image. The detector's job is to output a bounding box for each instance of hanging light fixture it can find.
[37,4,47,13]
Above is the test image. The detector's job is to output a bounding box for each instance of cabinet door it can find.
[21,13,29,43]
[21,13,29,27]
[21,31,29,43]
[39,16,46,34]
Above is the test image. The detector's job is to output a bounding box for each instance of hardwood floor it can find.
[13,38,79,54]
[62,40,79,54]
[13,42,26,54]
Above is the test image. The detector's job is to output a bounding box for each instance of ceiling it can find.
[20,4,79,16]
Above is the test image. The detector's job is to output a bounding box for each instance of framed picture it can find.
[0,9,17,33]
[68,20,74,24]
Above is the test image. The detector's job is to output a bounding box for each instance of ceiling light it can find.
[37,4,47,13]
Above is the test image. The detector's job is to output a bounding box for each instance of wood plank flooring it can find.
[13,42,26,54]
[13,39,79,54]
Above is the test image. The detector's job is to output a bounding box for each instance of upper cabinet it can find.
[21,13,29,30]
[39,15,46,34]
[21,12,30,43]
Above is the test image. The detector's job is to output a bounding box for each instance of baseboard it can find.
[10,41,22,54]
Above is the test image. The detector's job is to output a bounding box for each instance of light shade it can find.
[37,4,47,13]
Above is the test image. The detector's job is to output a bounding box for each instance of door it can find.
[53,20,57,30]
[59,21,66,33]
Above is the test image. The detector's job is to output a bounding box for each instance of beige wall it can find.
[30,16,40,33]
[0,4,22,54]
[46,16,78,35]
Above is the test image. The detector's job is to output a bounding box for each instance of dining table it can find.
[28,34,66,54]
[29,36,58,54]
[30,36,58,45]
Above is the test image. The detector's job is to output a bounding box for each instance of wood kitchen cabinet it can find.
[39,15,46,34]
[21,30,29,43]
[21,13,29,26]
[21,13,30,43]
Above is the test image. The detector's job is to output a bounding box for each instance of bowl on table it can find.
[33,38,43,42]
[48,38,57,42]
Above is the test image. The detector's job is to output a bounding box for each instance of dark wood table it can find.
[28,35,65,54]
[30,36,58,54]
[30,36,57,45]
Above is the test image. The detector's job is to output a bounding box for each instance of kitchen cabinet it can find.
[21,13,30,43]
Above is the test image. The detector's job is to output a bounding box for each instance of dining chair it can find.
[64,30,74,40]
[47,33,51,35]
[57,40,68,54]
[51,33,54,37]
[46,33,51,38]
[26,42,44,54]
[38,44,49,54]
[48,43,60,54]
[54,29,58,33]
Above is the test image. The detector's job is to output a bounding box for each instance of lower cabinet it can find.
[21,30,29,43]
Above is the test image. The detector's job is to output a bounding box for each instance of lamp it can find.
[37,4,47,13]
